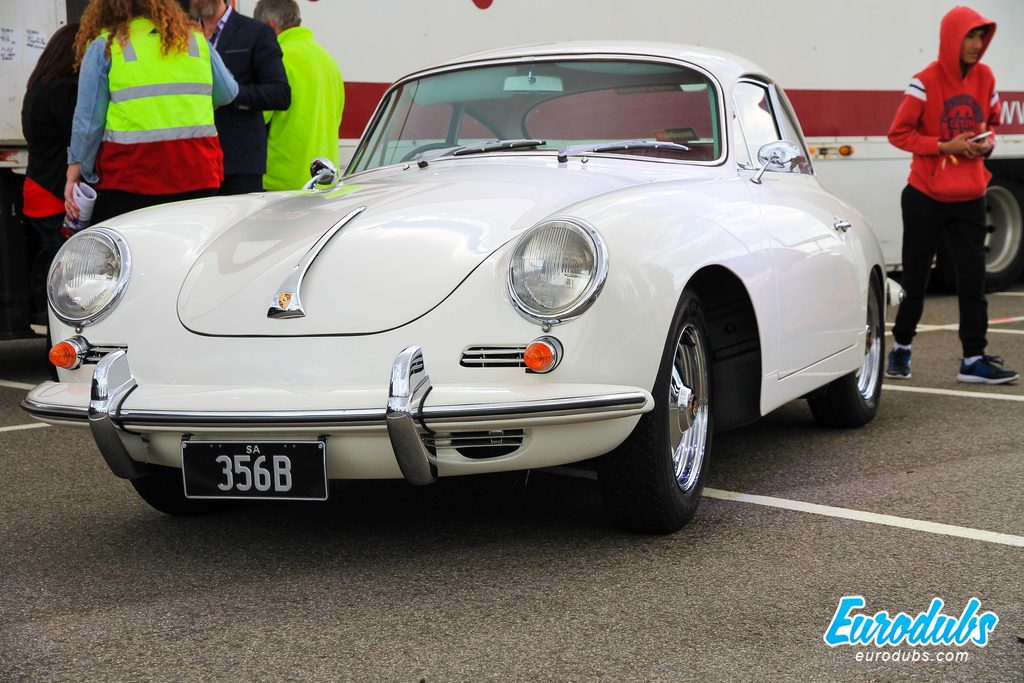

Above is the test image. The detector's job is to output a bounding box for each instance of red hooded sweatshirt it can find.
[888,6,999,202]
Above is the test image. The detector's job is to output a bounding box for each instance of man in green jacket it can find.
[254,0,344,191]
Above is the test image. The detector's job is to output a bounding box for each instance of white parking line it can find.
[703,488,1024,548]
[883,384,1024,402]
[0,379,36,390]
[0,423,49,433]
[885,314,1024,333]
[540,468,1024,547]
[992,291,1024,296]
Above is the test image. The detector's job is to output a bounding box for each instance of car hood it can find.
[178,157,676,336]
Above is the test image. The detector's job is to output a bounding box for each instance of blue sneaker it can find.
[957,355,1019,385]
[886,347,911,379]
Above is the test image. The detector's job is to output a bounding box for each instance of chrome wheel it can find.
[669,324,710,493]
[598,289,713,533]
[856,283,883,400]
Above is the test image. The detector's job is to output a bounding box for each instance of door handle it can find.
[833,218,852,232]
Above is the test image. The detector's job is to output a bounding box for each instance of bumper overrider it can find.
[22,346,653,483]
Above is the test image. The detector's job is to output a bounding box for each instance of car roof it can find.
[424,41,770,84]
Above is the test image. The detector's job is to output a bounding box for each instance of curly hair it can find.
[74,0,196,68]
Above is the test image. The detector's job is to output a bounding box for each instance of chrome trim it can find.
[118,408,385,427]
[20,397,93,422]
[267,206,366,319]
[386,346,436,485]
[507,217,609,326]
[422,391,648,423]
[21,390,650,429]
[833,218,852,233]
[460,345,528,368]
[423,430,525,449]
[48,227,132,328]
[302,157,340,191]
[88,350,149,479]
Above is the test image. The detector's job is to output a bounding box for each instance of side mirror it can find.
[752,140,807,184]
[303,157,339,190]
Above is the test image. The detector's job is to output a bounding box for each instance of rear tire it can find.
[598,289,713,534]
[807,272,884,428]
[130,465,226,515]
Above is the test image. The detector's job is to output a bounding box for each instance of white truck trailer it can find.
[2,0,1022,337]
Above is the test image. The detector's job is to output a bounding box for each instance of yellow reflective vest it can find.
[98,17,223,193]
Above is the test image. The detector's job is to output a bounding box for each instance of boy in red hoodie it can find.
[886,5,1018,384]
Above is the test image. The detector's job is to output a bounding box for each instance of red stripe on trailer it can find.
[340,82,391,139]
[339,85,1024,139]
[787,90,903,137]
[790,90,1024,137]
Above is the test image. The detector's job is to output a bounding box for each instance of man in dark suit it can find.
[190,0,291,195]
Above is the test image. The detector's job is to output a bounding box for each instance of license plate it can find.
[181,440,328,500]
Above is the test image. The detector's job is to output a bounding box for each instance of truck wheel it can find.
[130,465,227,515]
[807,272,884,428]
[598,289,712,534]
[933,178,1024,292]
[982,179,1024,290]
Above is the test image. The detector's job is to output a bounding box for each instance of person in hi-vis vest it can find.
[65,0,239,224]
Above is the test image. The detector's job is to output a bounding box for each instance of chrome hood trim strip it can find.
[267,206,366,319]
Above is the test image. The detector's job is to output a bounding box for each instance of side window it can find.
[771,85,814,173]
[732,82,780,168]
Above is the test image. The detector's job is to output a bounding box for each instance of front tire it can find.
[130,465,226,515]
[598,289,713,534]
[806,272,884,428]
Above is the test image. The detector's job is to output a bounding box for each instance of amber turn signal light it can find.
[524,337,562,373]
[49,339,85,370]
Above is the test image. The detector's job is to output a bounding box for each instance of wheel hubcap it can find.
[669,324,709,493]
[856,285,882,399]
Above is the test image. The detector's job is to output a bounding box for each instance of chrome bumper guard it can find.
[22,345,650,484]
[88,349,149,479]
[386,346,436,485]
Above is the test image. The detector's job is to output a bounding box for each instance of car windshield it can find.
[348,58,722,173]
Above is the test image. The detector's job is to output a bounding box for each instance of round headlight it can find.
[507,217,608,324]
[47,228,131,327]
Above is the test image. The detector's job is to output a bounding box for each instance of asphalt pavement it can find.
[0,286,1022,682]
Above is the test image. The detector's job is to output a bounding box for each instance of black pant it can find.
[92,188,217,224]
[218,174,263,196]
[27,213,64,322]
[892,185,988,357]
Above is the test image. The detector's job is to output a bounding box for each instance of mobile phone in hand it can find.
[969,131,993,143]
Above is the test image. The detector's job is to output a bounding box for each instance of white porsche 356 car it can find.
[24,42,889,533]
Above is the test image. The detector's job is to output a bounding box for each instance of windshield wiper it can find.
[557,139,691,163]
[411,139,546,167]
[451,139,547,156]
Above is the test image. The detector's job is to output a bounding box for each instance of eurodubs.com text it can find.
[854,650,970,664]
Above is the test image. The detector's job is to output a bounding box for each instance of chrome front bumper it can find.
[22,345,652,483]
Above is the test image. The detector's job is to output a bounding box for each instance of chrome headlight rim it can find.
[506,216,609,326]
[47,227,132,328]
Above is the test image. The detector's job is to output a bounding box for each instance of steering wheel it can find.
[400,142,459,163]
